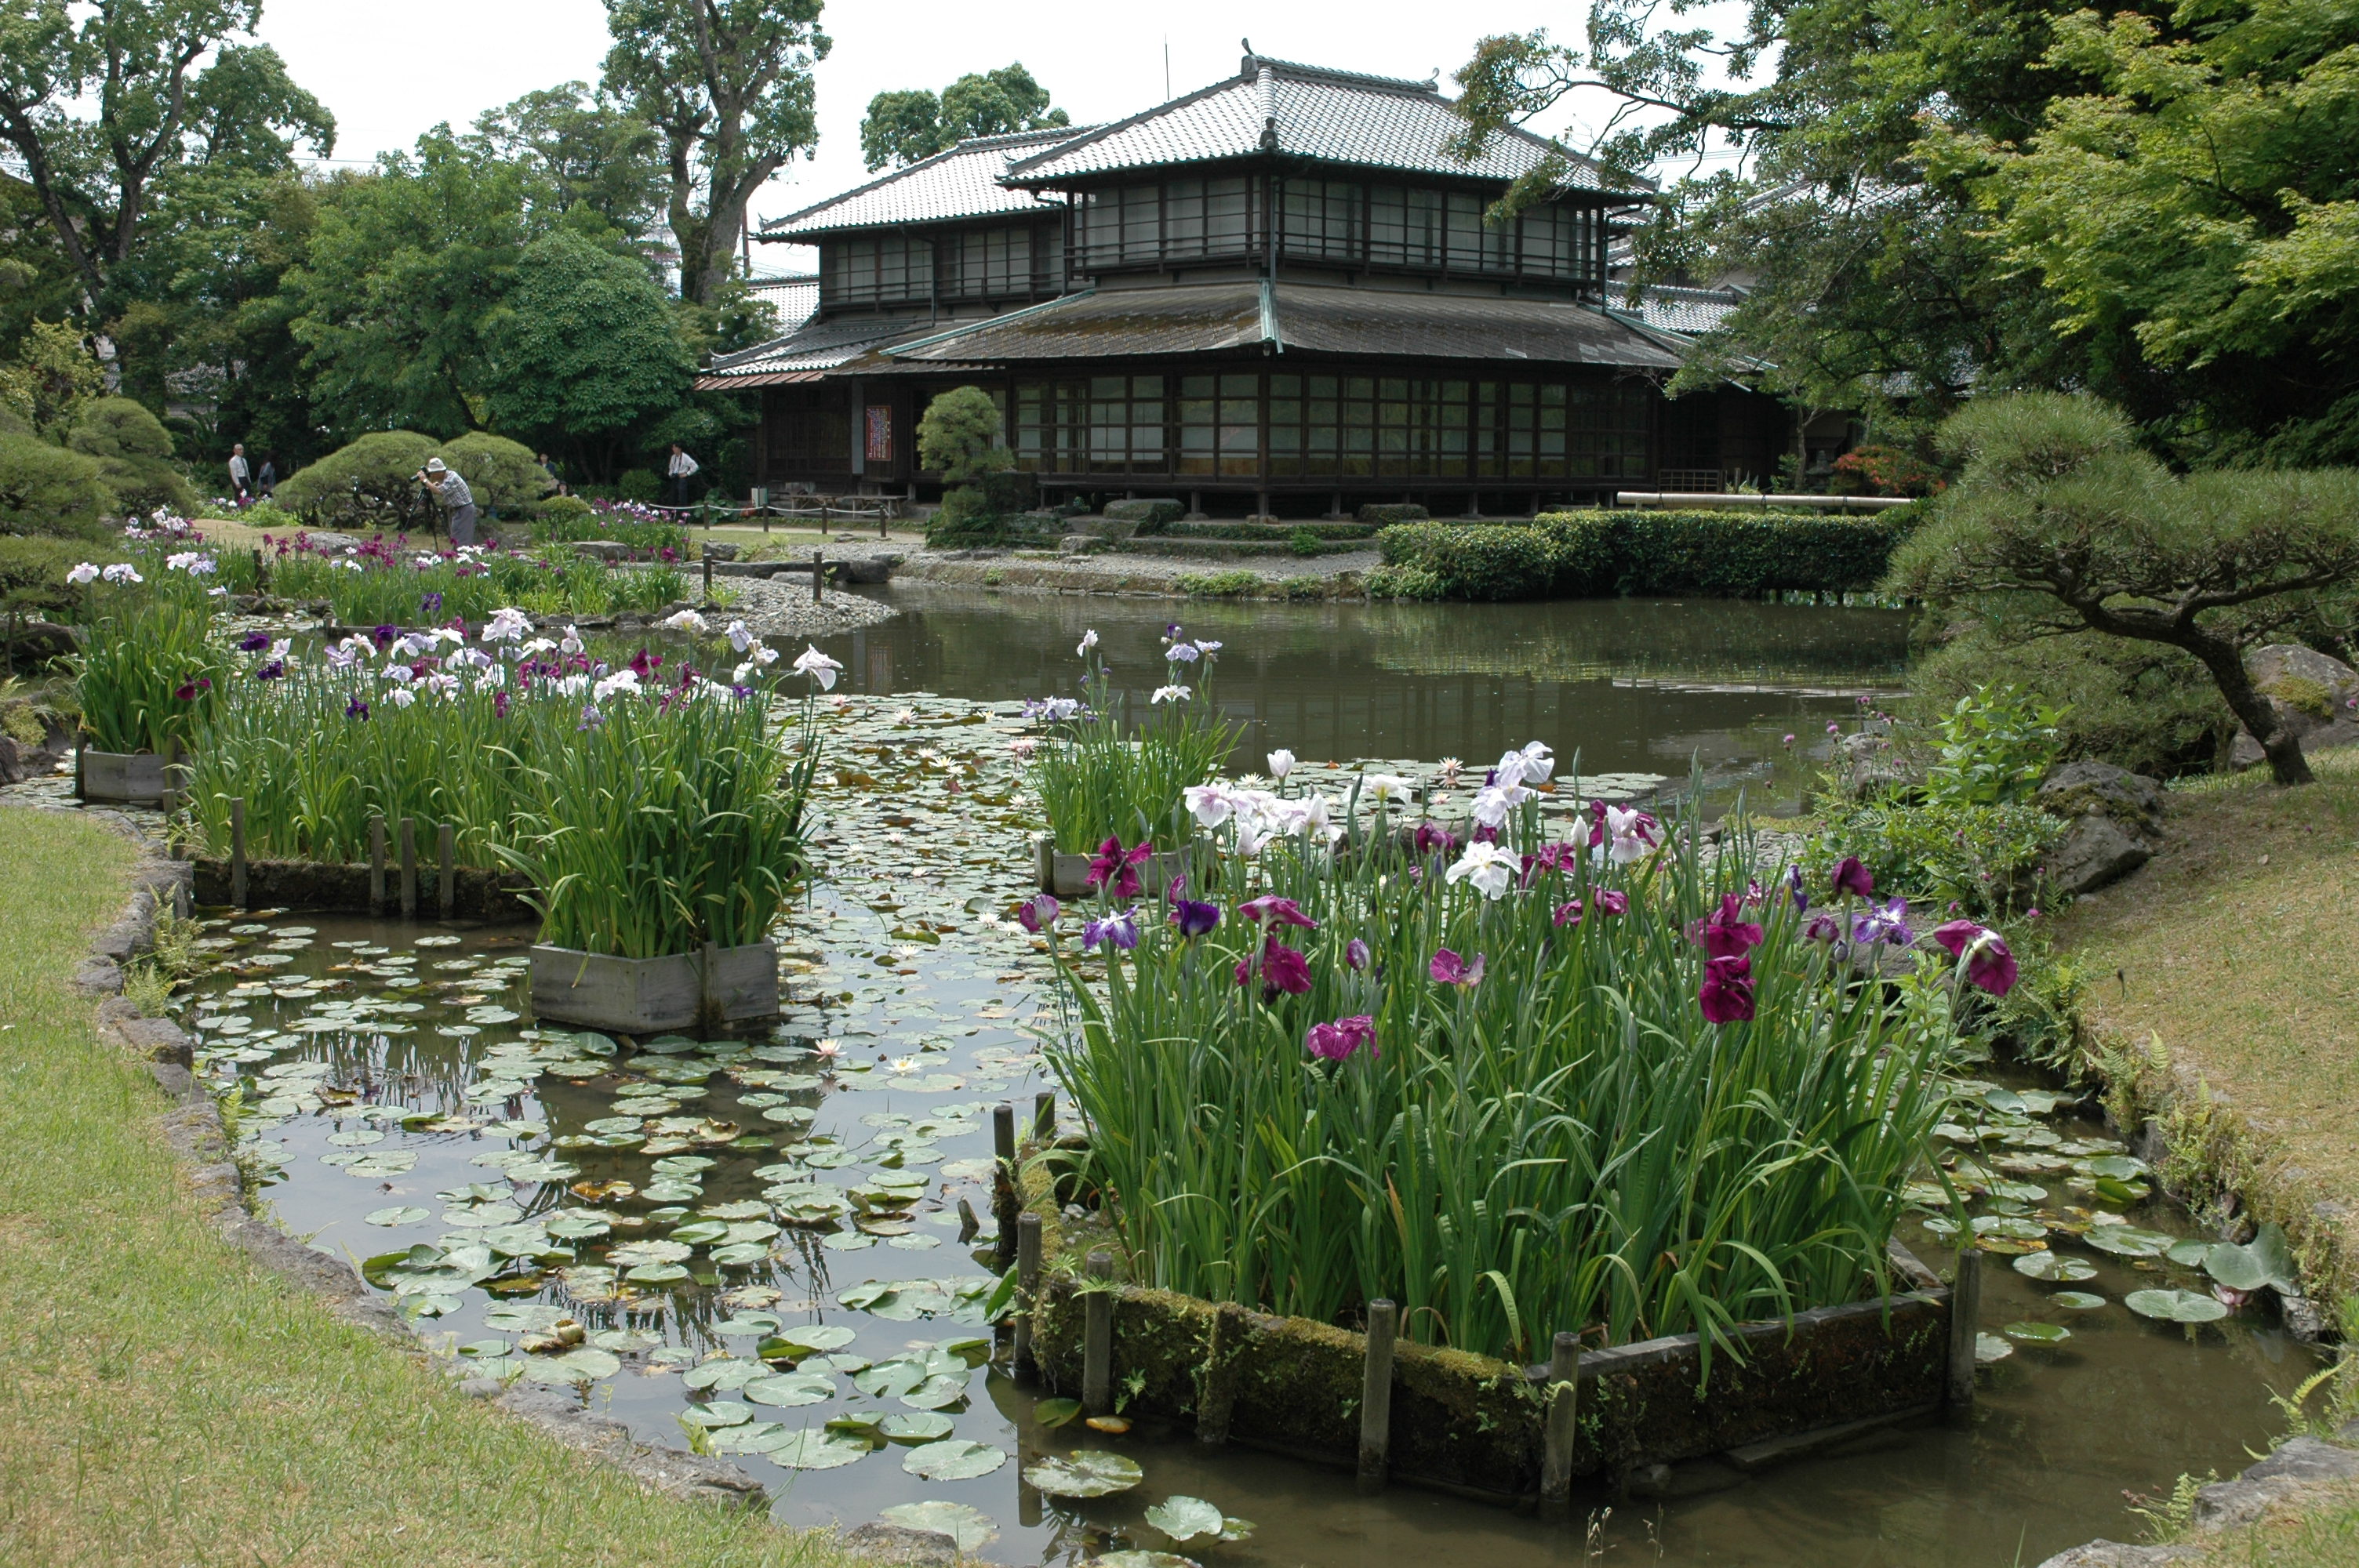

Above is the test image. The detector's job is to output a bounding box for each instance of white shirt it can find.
[228,453,249,483]
[667,452,700,478]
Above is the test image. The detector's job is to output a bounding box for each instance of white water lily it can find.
[1361,773,1413,805]
[1447,840,1519,900]
[67,561,98,584]
[792,645,843,689]
[662,609,707,634]
[1471,782,1532,829]
[726,619,754,652]
[1151,684,1190,703]
[1267,748,1296,779]
[1183,783,1234,828]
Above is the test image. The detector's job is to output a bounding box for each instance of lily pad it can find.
[879,1412,955,1443]
[766,1429,872,1470]
[1146,1496,1228,1542]
[744,1372,836,1407]
[2012,1252,2098,1283]
[1023,1450,1145,1498]
[363,1205,429,1227]
[679,1400,755,1428]
[1034,1396,1082,1428]
[903,1439,1007,1480]
[880,1501,998,1552]
[2205,1225,2299,1294]
[1088,1555,1200,1568]
[2001,1322,2073,1345]
[2085,1226,2177,1258]
[2125,1288,2230,1323]
[2052,1291,2108,1311]
[1974,1332,2013,1363]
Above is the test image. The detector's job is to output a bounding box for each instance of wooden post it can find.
[878,506,889,540]
[437,823,455,918]
[1034,1090,1056,1142]
[993,1102,1019,1269]
[1032,833,1056,895]
[368,816,386,914]
[160,737,179,813]
[1357,1298,1398,1494]
[700,939,721,1031]
[702,550,713,603]
[1946,1248,1983,1410]
[1198,1301,1247,1448]
[1012,1211,1042,1376]
[1082,1250,1114,1416]
[812,548,825,603]
[229,797,247,909]
[398,817,416,918]
[1540,1330,1581,1516]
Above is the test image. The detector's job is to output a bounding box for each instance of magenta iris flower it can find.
[173,677,211,701]
[1238,895,1318,930]
[1235,935,1313,995]
[1170,898,1220,937]
[1016,894,1060,934]
[1802,911,1841,943]
[1088,836,1154,898]
[1933,920,2019,996]
[1554,898,1583,927]
[1690,892,1764,960]
[1082,907,1140,951]
[1413,822,1459,857]
[1699,953,1756,1023]
[1345,937,1371,971]
[1306,1015,1376,1062]
[493,690,511,718]
[1830,855,1874,898]
[1429,948,1485,987]
[1595,889,1629,917]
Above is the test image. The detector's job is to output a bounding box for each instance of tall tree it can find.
[600,0,829,307]
[0,2,331,309]
[860,62,1068,170]
[468,82,667,245]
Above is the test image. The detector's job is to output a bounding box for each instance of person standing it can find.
[538,451,565,496]
[227,443,251,502]
[415,457,478,546]
[667,443,700,508]
[256,453,278,499]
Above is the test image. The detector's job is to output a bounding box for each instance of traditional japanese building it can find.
[700,52,1788,515]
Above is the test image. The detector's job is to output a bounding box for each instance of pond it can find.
[810,585,1914,815]
[169,593,2315,1568]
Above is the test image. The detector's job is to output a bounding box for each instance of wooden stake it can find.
[1357,1298,1398,1494]
[398,816,416,918]
[1034,1090,1056,1142]
[1082,1250,1114,1416]
[1033,833,1056,894]
[368,816,387,914]
[1013,1211,1042,1377]
[702,550,713,603]
[229,797,247,908]
[1198,1302,1247,1448]
[1540,1330,1581,1515]
[812,548,824,603]
[1946,1248,1983,1410]
[992,1102,1020,1269]
[437,823,455,917]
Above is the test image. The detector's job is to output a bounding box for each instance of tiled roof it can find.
[1608,284,1745,336]
[761,127,1087,239]
[745,274,820,333]
[883,281,1682,369]
[696,314,923,388]
[1003,55,1636,194]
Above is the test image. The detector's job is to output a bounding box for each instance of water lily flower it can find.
[1151,683,1190,704]
[1305,1015,1376,1062]
[1933,920,2019,996]
[1235,935,1313,995]
[1076,628,1098,656]
[663,608,707,634]
[1595,889,1629,917]
[66,561,98,584]
[1082,907,1140,952]
[1016,893,1060,934]
[1699,954,1756,1024]
[1267,748,1296,779]
[725,619,754,652]
[1088,837,1155,898]
[1009,736,1038,759]
[1830,856,1874,898]
[1447,840,1518,900]
[793,646,843,689]
[1361,773,1413,806]
[1238,895,1318,929]
[101,563,142,584]
[344,695,369,720]
[1690,892,1765,959]
[1169,898,1221,938]
[1852,896,1915,948]
[1429,948,1485,987]
[1345,937,1372,971]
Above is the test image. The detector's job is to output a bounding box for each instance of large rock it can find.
[1835,728,1922,800]
[835,554,900,585]
[2038,760,2165,837]
[2033,1544,2193,1568]
[2232,644,2359,769]
[838,1523,959,1566]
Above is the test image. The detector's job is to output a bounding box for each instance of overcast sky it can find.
[259,0,1682,274]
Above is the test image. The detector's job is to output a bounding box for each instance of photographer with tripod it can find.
[413,457,478,546]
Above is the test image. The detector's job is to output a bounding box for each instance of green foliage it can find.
[917,386,1012,485]
[70,593,225,754]
[1355,503,1428,524]
[1173,570,1263,598]
[273,432,440,529]
[1372,510,1912,601]
[466,82,664,239]
[1818,799,2066,921]
[1030,640,1245,854]
[1833,444,1943,497]
[1923,684,2065,807]
[859,63,1068,170]
[271,544,681,626]
[0,533,114,616]
[434,432,553,515]
[1103,497,1182,532]
[69,394,198,518]
[0,434,111,539]
[925,486,1004,547]
[533,494,594,523]
[1286,527,1325,557]
[1907,623,2231,777]
[1372,521,1565,600]
[481,230,695,448]
[615,467,660,503]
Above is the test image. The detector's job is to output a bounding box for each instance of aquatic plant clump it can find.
[64,564,229,753]
[264,533,685,626]
[1026,625,1245,854]
[1039,746,1960,1363]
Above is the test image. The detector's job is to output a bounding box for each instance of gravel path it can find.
[718,575,897,638]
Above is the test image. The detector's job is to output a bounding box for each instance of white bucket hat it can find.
[424,458,448,473]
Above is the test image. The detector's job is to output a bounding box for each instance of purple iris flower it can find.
[1594,890,1629,916]
[1699,954,1756,1024]
[238,631,270,652]
[1345,937,1371,971]
[1170,898,1220,938]
[1788,865,1809,913]
[420,590,443,616]
[1081,907,1140,952]
[1016,893,1060,934]
[1802,912,1841,943]
[1689,892,1764,960]
[254,659,285,681]
[1852,896,1914,947]
[1934,920,2019,996]
[1429,948,1485,987]
[1238,895,1317,930]
[373,623,397,648]
[344,695,369,720]
[1235,935,1313,996]
[1554,898,1583,927]
[1830,855,1875,898]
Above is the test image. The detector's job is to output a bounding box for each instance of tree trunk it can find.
[2188,633,2314,786]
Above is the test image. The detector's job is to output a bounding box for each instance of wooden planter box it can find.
[530,939,779,1033]
[77,748,176,805]
[1030,833,1194,898]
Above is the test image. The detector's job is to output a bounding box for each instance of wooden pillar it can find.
[1946,1249,1983,1410]
[1357,1298,1398,1494]
[1082,1251,1114,1415]
[993,1103,1019,1269]
[1012,1211,1042,1377]
[702,550,714,602]
[398,817,416,918]
[1540,1330,1581,1515]
[1198,1302,1247,1448]
[1034,1090,1056,1142]
[812,549,825,604]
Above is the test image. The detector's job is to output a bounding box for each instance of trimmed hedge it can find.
[1164,520,1376,542]
[1104,498,1183,532]
[1372,507,1923,601]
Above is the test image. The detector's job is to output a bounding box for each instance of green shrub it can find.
[1906,624,2230,777]
[1104,498,1183,533]
[1816,799,2066,920]
[274,432,442,530]
[1372,520,1568,600]
[435,433,554,516]
[1173,569,1262,597]
[1923,684,2066,807]
[1369,509,1917,601]
[533,494,594,523]
[0,434,112,539]
[1364,563,1445,600]
[925,485,1006,546]
[616,467,660,503]
[1287,527,1324,557]
[67,396,194,516]
[1167,520,1376,542]
[1357,502,1428,524]
[0,533,117,616]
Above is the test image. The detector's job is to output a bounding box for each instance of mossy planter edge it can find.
[529,938,779,1033]
[76,746,180,805]
[1030,832,1195,898]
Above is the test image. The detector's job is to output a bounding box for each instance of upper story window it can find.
[940,225,1041,301]
[1073,177,1259,270]
[823,234,934,307]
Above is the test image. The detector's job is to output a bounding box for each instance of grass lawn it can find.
[0,808,869,1566]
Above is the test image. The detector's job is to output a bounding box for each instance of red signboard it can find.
[863,405,893,463]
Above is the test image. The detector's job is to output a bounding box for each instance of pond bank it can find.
[894,546,1379,598]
